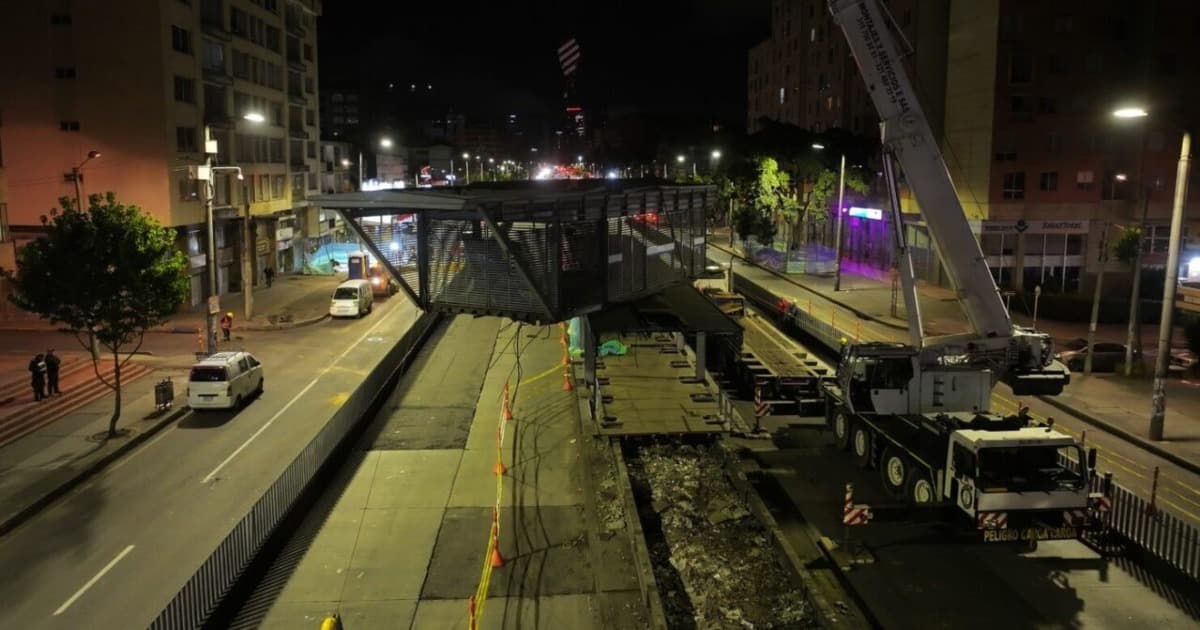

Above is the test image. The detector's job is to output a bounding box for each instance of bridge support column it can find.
[695,332,707,382]
[583,317,596,384]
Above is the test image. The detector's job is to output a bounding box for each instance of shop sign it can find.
[848,207,883,221]
[982,219,1090,235]
[276,227,294,241]
[189,254,207,269]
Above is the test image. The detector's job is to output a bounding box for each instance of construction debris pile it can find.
[631,443,814,629]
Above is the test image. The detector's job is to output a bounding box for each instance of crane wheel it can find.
[833,412,852,450]
[880,447,908,498]
[907,470,936,504]
[852,424,873,469]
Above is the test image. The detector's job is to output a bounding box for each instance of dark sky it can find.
[319,0,770,124]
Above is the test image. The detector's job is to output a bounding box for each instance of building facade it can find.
[749,0,1200,295]
[0,0,323,307]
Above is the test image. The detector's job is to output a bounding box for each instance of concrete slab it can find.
[340,507,445,601]
[422,506,593,599]
[411,595,598,630]
[337,600,419,630]
[257,600,345,630]
[366,450,461,509]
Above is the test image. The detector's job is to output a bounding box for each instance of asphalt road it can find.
[714,247,1200,527]
[0,294,420,629]
[751,426,1200,629]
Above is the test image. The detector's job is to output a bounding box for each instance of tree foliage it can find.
[1114,226,1142,268]
[3,193,189,437]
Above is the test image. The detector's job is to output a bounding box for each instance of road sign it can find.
[207,295,221,315]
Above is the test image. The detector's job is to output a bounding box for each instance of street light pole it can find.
[833,153,847,291]
[1150,130,1191,441]
[1084,222,1110,374]
[202,129,218,355]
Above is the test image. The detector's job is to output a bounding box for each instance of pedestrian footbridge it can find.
[311,182,716,324]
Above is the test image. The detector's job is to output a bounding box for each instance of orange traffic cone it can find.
[494,459,506,475]
[491,546,505,569]
[562,370,574,391]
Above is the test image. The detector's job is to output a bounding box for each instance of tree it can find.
[1113,226,1141,268]
[3,193,189,437]
[799,167,869,244]
[743,157,798,248]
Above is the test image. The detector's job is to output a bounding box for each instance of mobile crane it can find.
[823,0,1105,541]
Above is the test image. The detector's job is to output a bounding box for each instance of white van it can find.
[330,279,374,318]
[187,351,263,411]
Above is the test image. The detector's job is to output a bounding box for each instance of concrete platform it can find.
[236,316,651,630]
[593,334,724,436]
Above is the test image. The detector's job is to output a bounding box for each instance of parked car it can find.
[1056,339,1138,372]
[187,351,263,411]
[329,279,374,318]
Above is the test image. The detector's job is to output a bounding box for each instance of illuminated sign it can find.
[848,207,883,221]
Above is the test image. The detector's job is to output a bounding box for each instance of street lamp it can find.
[72,150,102,211]
[711,149,722,160]
[380,137,394,149]
[1112,107,1154,376]
[814,143,849,290]
[462,152,471,184]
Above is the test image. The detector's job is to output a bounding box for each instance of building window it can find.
[265,26,281,53]
[1084,52,1103,73]
[264,0,279,13]
[305,108,315,126]
[1076,170,1095,191]
[1047,54,1065,76]
[176,126,197,152]
[174,76,196,103]
[304,77,314,94]
[1038,97,1056,114]
[1047,132,1063,152]
[306,140,316,159]
[1009,54,1033,84]
[54,67,76,79]
[303,43,313,61]
[171,26,193,54]
[1052,16,1073,33]
[202,40,225,72]
[1010,95,1033,121]
[59,121,81,132]
[51,13,72,25]
[1002,172,1025,200]
[1039,172,1059,191]
[779,87,785,104]
[178,175,200,201]
[272,174,285,199]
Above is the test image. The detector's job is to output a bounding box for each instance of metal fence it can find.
[1091,472,1200,582]
[149,312,440,629]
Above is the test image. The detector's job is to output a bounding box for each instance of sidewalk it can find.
[0,355,190,534]
[245,316,651,629]
[0,272,344,334]
[710,230,1200,473]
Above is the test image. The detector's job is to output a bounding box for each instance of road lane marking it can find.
[201,306,405,484]
[53,544,134,616]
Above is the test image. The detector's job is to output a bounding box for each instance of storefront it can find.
[979,219,1090,293]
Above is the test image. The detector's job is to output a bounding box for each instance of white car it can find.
[187,351,264,411]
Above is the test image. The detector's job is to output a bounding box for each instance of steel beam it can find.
[339,210,422,307]
[476,203,557,322]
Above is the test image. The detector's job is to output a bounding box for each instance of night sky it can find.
[319,0,770,125]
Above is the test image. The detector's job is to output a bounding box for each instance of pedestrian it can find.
[29,353,47,402]
[264,267,275,288]
[220,311,233,342]
[45,349,61,396]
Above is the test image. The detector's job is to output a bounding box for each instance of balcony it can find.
[288,125,309,139]
[200,0,231,39]
[202,65,232,85]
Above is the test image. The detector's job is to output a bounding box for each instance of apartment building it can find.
[749,0,1200,295]
[0,0,323,307]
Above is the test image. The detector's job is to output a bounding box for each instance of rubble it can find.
[630,443,815,629]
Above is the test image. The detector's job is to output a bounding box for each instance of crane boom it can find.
[828,0,1068,396]
[829,0,1010,339]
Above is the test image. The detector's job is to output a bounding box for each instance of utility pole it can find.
[202,130,219,356]
[1125,188,1151,375]
[1084,222,1109,374]
[833,153,847,291]
[1150,131,1191,441]
[242,201,254,320]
